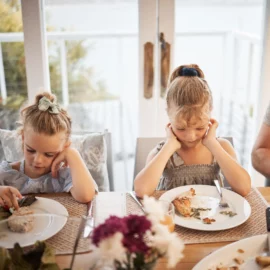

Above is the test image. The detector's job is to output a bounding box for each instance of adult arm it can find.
[252,123,270,178]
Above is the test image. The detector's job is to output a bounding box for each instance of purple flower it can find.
[91,215,152,254]
[92,216,127,246]
[122,215,152,253]
[124,215,152,235]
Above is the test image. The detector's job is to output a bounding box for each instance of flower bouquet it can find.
[89,196,184,270]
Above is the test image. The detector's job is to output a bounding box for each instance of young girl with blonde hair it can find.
[0,92,97,209]
[134,64,251,197]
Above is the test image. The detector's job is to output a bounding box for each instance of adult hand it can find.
[165,123,181,150]
[0,186,22,210]
[202,118,218,148]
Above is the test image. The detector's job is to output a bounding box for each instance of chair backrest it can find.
[133,136,234,188]
[72,130,114,191]
[104,131,114,191]
[133,137,164,179]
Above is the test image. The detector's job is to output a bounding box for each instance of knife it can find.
[129,191,145,213]
[70,216,88,269]
[83,201,94,238]
[266,207,270,252]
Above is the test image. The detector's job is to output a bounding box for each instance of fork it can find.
[214,179,229,208]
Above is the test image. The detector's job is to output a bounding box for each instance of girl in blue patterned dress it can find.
[134,64,251,197]
[0,92,97,209]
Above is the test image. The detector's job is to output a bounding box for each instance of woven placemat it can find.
[127,187,269,244]
[41,195,91,255]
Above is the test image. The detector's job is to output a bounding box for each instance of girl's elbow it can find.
[73,189,95,203]
[239,186,250,197]
[134,186,153,198]
[240,177,252,197]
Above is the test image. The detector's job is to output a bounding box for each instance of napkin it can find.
[94,192,126,226]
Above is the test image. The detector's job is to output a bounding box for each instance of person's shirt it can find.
[154,141,223,190]
[264,102,270,126]
[0,160,98,194]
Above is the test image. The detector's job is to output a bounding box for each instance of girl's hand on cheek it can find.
[51,148,70,179]
[165,123,181,150]
[202,118,219,148]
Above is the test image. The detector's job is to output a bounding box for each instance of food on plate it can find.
[173,196,192,217]
[189,187,196,196]
[202,217,215,224]
[18,196,37,208]
[256,256,270,267]
[233,257,244,265]
[237,249,244,253]
[0,196,37,221]
[7,206,34,233]
[172,188,213,221]
[220,210,237,217]
[172,188,196,217]
[190,207,211,219]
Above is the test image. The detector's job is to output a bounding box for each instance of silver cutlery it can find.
[69,215,88,270]
[70,200,95,269]
[214,179,229,208]
[129,191,145,213]
[83,201,94,238]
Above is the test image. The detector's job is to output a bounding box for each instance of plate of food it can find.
[193,234,269,270]
[0,196,68,248]
[159,185,251,231]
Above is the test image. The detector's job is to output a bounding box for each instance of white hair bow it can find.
[38,96,60,114]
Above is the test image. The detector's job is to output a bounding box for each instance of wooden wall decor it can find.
[144,42,154,99]
[160,32,170,98]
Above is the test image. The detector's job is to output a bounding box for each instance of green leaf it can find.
[0,247,12,270]
[2,241,60,270]
[9,243,32,270]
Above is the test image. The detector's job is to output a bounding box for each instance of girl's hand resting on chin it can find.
[202,118,219,148]
[51,147,75,179]
[165,123,181,151]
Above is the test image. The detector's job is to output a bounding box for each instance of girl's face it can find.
[22,126,68,178]
[170,115,210,148]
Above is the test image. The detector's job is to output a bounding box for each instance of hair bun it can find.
[179,67,198,77]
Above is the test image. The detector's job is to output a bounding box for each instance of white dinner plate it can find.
[159,185,251,231]
[0,197,68,248]
[193,234,268,270]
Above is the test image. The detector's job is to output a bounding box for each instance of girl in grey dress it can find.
[134,64,251,197]
[0,92,97,210]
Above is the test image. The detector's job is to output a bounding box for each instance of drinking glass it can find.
[158,200,175,232]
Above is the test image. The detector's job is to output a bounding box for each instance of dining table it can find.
[31,187,270,270]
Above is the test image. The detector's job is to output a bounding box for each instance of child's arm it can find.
[0,186,22,210]
[134,124,181,197]
[251,123,270,178]
[203,118,251,197]
[51,148,96,203]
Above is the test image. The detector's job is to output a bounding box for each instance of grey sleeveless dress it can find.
[155,141,224,190]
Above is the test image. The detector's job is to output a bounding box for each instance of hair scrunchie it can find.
[178,67,198,77]
[38,96,60,114]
